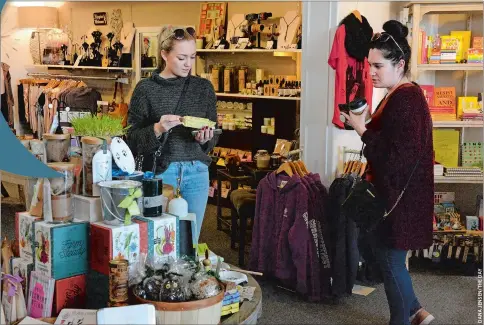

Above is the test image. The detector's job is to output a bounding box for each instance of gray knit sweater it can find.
[127,70,218,173]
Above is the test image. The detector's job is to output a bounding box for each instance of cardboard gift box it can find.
[133,214,179,264]
[15,211,41,262]
[90,222,140,276]
[72,194,102,223]
[32,220,89,280]
[52,274,87,316]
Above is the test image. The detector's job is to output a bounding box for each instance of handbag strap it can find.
[112,82,125,103]
[151,77,190,174]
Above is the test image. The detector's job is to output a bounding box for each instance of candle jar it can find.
[254,150,270,169]
[224,64,235,93]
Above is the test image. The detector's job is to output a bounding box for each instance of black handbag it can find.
[134,78,190,173]
[341,145,422,233]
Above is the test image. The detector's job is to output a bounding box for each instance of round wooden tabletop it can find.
[221,272,263,325]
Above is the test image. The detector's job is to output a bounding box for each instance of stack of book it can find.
[421,85,456,121]
[444,167,483,177]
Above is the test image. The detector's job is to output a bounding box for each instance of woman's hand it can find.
[194,126,214,144]
[341,110,369,136]
[154,114,182,136]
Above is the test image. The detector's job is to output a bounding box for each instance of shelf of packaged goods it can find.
[434,175,484,184]
[433,229,483,236]
[432,120,484,128]
[418,64,483,71]
[31,64,133,72]
[215,93,300,101]
[197,49,302,53]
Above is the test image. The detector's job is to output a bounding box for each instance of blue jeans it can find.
[375,243,422,325]
[156,160,209,244]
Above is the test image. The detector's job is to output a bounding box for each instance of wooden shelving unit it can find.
[417,63,483,71]
[30,64,133,72]
[215,93,300,101]
[433,120,484,128]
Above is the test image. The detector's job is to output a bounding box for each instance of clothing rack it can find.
[27,72,124,81]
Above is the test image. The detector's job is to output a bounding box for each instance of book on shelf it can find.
[434,164,444,176]
[433,129,460,168]
[461,142,483,168]
[450,31,471,61]
[472,37,483,49]
[457,96,479,119]
[27,271,55,319]
[467,48,483,63]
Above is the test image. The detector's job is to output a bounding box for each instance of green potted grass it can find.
[71,114,129,196]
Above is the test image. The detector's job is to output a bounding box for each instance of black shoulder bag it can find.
[341,144,423,233]
[135,78,190,174]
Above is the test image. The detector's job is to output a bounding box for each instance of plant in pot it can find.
[70,114,129,197]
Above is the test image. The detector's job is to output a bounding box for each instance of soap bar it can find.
[182,116,216,129]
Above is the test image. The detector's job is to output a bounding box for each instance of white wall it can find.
[327,2,397,180]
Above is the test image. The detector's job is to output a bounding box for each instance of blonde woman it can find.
[127,25,218,243]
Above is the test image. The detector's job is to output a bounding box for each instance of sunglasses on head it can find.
[371,32,405,59]
[161,27,196,44]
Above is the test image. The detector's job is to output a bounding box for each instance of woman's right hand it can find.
[154,114,182,136]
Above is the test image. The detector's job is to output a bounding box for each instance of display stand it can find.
[120,21,136,54]
[277,11,301,50]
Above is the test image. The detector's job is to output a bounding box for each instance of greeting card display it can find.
[27,271,55,318]
[16,212,41,262]
[52,274,87,316]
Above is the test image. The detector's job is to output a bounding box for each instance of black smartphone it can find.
[191,128,223,136]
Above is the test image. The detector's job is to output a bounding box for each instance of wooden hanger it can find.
[352,10,362,23]
[359,162,367,177]
[276,162,294,177]
[297,160,309,175]
[291,161,304,177]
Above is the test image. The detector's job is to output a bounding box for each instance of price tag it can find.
[208,187,215,198]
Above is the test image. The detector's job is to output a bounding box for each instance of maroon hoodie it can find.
[250,171,322,298]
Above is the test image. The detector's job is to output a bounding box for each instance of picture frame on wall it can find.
[198,2,227,42]
[93,12,108,26]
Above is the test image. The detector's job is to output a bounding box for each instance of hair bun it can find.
[383,20,408,39]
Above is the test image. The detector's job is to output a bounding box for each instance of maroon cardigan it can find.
[361,84,434,250]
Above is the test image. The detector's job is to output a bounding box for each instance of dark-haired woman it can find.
[342,20,434,325]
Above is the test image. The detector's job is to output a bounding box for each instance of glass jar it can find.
[255,150,270,169]
[48,162,76,223]
[238,65,248,93]
[211,64,224,92]
[224,64,235,93]
[43,133,71,163]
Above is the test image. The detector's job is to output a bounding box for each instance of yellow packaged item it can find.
[182,116,216,129]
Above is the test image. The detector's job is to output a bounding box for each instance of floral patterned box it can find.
[15,211,41,263]
[52,274,87,316]
[90,222,140,276]
[32,220,89,280]
[133,214,179,265]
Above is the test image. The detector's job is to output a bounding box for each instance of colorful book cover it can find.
[451,31,471,61]
[10,257,34,298]
[27,271,55,318]
[420,85,435,106]
[467,48,483,63]
[33,221,89,280]
[433,129,460,167]
[457,97,479,118]
[434,87,456,112]
[473,36,483,49]
[440,35,459,63]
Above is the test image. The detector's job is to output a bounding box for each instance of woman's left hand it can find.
[341,111,368,136]
[194,126,214,144]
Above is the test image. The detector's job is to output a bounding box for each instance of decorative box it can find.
[133,214,179,264]
[53,274,87,316]
[10,257,34,297]
[32,220,89,280]
[72,194,102,223]
[90,222,140,276]
[16,211,41,262]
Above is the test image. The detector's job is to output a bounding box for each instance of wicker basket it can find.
[134,289,224,325]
